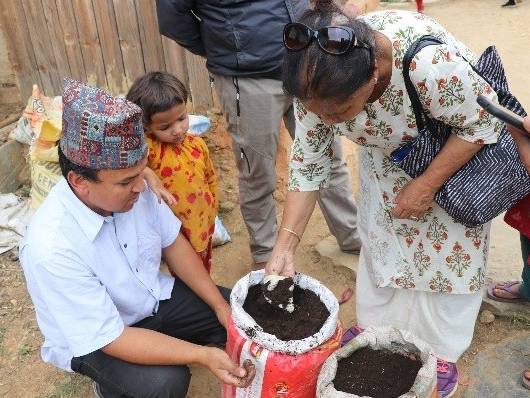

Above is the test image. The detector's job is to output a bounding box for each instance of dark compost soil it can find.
[243,283,329,341]
[262,277,294,310]
[333,347,422,398]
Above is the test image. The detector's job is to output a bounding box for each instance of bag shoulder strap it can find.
[402,35,444,131]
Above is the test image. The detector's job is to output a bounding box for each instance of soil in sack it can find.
[243,282,329,341]
[333,347,422,398]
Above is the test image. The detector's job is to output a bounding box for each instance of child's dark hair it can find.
[126,71,188,124]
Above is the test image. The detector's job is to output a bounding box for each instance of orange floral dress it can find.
[146,134,218,272]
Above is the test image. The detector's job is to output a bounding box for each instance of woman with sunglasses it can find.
[266,2,503,397]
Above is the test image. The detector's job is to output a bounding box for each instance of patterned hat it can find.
[60,78,147,169]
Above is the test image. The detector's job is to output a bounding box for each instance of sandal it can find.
[341,324,364,346]
[487,281,527,303]
[338,287,353,305]
[523,368,530,390]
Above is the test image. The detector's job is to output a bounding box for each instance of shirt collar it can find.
[56,178,106,242]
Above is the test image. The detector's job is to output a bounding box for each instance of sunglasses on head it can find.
[283,22,370,55]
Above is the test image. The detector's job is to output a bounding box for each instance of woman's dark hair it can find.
[126,71,188,124]
[58,145,100,182]
[283,0,376,102]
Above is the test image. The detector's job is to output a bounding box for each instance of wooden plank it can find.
[92,0,127,94]
[21,0,62,95]
[135,0,165,72]
[55,0,87,82]
[185,52,212,113]
[112,0,145,87]
[71,0,107,88]
[161,37,189,89]
[41,0,72,88]
[0,0,42,101]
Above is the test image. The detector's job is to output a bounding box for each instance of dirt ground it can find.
[1,0,530,397]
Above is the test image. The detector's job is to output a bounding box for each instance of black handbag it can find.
[390,35,530,227]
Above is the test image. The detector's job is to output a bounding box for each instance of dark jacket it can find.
[156,0,308,79]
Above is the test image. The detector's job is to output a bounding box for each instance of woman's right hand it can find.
[265,247,296,277]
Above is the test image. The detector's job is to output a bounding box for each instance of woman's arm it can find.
[392,135,483,219]
[265,190,318,276]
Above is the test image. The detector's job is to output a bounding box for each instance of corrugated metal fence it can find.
[0,0,213,112]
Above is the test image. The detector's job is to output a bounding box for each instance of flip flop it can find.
[523,369,530,390]
[341,324,364,346]
[486,281,527,303]
[338,287,353,305]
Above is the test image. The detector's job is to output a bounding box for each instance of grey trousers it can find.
[212,74,360,263]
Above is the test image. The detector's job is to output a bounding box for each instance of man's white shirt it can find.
[20,178,180,371]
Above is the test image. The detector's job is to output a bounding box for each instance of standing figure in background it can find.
[157,0,362,269]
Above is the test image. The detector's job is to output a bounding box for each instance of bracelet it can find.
[281,227,301,242]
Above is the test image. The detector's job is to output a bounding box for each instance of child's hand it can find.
[143,167,177,206]
[153,186,177,206]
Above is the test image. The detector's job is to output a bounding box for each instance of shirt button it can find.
[124,243,127,248]
[150,288,154,292]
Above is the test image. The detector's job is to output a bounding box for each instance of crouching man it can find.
[20,79,247,398]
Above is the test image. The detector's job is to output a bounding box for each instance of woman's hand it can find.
[392,175,436,220]
[265,247,296,277]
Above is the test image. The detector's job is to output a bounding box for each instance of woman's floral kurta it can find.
[289,11,503,294]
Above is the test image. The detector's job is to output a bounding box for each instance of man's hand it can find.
[507,117,530,173]
[200,347,251,387]
[215,302,231,329]
[392,176,436,220]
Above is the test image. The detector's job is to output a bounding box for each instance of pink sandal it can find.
[486,281,527,303]
[523,368,530,390]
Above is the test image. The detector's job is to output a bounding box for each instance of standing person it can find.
[267,4,503,397]
[127,71,218,273]
[416,0,425,13]
[20,79,249,398]
[488,116,530,390]
[156,0,362,269]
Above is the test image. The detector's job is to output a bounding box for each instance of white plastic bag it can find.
[212,216,231,247]
[317,326,437,398]
[188,114,211,136]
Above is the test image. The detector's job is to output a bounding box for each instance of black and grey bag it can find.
[390,35,530,227]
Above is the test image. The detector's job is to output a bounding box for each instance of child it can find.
[127,72,218,272]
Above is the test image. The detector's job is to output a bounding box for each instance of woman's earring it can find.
[374,77,378,84]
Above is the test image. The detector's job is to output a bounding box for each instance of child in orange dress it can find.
[127,72,218,272]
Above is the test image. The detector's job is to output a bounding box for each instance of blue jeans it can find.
[71,278,230,398]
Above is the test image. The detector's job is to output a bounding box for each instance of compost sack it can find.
[223,270,342,398]
[317,326,437,398]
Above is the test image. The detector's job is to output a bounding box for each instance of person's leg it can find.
[519,234,530,299]
[415,0,425,12]
[71,351,191,398]
[156,277,230,346]
[283,106,361,252]
[213,74,285,265]
[488,233,530,301]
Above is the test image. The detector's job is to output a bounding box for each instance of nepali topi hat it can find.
[60,78,147,169]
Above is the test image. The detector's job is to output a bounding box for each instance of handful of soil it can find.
[262,275,295,313]
[333,347,422,398]
[243,282,329,341]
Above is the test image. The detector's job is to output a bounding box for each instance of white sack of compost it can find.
[317,326,437,398]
